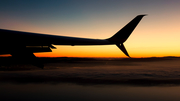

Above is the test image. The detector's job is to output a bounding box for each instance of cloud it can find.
[1,57,180,86]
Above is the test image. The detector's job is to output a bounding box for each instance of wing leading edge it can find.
[0,15,146,68]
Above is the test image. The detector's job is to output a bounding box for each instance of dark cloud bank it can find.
[1,57,180,86]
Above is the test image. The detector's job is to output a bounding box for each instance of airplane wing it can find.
[0,15,146,68]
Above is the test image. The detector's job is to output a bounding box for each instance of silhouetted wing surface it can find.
[0,29,110,68]
[0,29,110,46]
[0,15,146,68]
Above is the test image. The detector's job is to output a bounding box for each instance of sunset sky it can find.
[0,0,180,58]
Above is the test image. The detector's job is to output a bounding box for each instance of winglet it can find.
[108,14,147,43]
[108,15,146,57]
[116,43,130,58]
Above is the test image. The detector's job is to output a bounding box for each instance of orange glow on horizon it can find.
[1,44,180,58]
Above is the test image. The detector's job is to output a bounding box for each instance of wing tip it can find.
[138,14,148,17]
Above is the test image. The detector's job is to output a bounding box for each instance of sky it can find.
[0,0,180,58]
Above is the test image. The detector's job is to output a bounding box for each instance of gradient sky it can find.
[0,0,180,57]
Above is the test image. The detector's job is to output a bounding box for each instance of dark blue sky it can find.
[1,0,176,25]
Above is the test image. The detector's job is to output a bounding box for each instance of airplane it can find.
[0,15,146,68]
